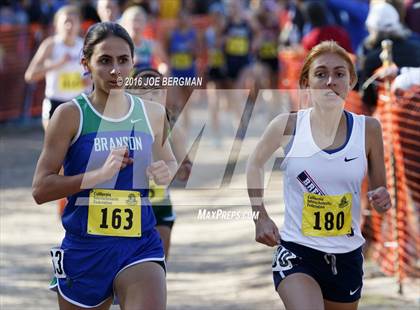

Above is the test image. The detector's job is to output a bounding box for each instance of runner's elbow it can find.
[246,157,262,174]
[24,70,42,83]
[32,183,48,205]
[24,70,35,83]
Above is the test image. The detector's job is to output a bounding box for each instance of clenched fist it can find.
[100,147,133,181]
[255,214,281,247]
[367,186,392,213]
[146,160,171,185]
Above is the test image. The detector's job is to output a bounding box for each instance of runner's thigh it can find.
[114,261,166,310]
[278,273,324,310]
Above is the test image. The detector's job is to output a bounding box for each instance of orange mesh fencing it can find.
[0,25,31,121]
[368,74,420,286]
[278,49,305,111]
[278,49,305,90]
[393,86,420,207]
[0,23,50,121]
[27,24,50,119]
[344,90,371,116]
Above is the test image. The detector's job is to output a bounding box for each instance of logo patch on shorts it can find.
[349,286,361,295]
[272,245,300,272]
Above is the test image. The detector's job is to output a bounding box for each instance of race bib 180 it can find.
[302,193,352,237]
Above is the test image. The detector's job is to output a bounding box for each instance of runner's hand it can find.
[147,160,171,185]
[255,214,281,247]
[100,147,133,181]
[367,186,392,213]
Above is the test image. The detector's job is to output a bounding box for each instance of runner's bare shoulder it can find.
[46,101,80,143]
[270,112,297,145]
[364,115,382,154]
[140,100,166,136]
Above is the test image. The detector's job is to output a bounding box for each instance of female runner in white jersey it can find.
[25,5,90,130]
[247,41,391,310]
[25,5,90,215]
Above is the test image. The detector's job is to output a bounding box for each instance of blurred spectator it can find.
[97,0,121,22]
[278,0,305,46]
[40,0,67,25]
[404,0,420,34]
[79,0,101,34]
[205,2,226,145]
[159,0,181,19]
[165,9,197,78]
[24,0,43,24]
[0,0,28,25]
[359,1,420,109]
[205,2,226,82]
[165,9,198,124]
[301,1,353,53]
[299,0,337,35]
[0,5,15,25]
[125,0,159,16]
[223,0,253,84]
[253,0,280,89]
[384,0,420,42]
[184,0,217,15]
[384,0,406,23]
[392,67,420,92]
[326,0,369,52]
[120,5,168,73]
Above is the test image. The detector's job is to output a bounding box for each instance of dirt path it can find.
[0,125,418,309]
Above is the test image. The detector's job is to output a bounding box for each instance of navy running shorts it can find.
[272,240,364,303]
[49,228,165,307]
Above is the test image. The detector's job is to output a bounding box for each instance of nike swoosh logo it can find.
[349,287,360,295]
[344,157,358,162]
[130,119,142,123]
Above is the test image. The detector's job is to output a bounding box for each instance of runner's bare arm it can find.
[146,101,177,184]
[168,117,192,182]
[163,107,190,166]
[247,113,295,246]
[366,117,386,189]
[365,116,391,213]
[32,103,128,204]
[153,41,169,69]
[24,37,69,83]
[247,113,295,212]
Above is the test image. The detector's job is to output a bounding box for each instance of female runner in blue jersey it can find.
[32,22,176,310]
[247,41,391,310]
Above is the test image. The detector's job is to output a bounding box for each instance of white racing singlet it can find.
[280,108,367,253]
[45,35,84,101]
